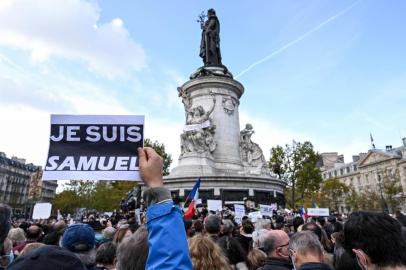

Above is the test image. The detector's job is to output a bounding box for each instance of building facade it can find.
[320,138,406,212]
[0,152,57,215]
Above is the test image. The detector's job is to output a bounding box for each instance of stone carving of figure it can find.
[181,94,217,155]
[199,9,222,67]
[185,93,216,125]
[240,124,267,170]
[178,87,192,119]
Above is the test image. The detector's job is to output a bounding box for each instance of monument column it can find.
[164,9,285,206]
[172,70,244,177]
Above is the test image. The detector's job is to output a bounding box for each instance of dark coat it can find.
[235,234,252,254]
[257,257,293,270]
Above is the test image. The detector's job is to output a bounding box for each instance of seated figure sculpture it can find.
[240,124,267,173]
[181,94,216,155]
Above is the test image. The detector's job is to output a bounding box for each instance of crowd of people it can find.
[1,147,406,270]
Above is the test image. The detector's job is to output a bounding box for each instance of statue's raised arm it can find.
[205,92,217,117]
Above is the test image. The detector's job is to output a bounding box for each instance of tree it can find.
[381,168,405,213]
[53,190,82,213]
[269,141,322,208]
[144,138,173,176]
[343,184,381,212]
[318,178,349,211]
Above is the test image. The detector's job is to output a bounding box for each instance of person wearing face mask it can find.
[344,211,406,270]
[257,230,292,270]
[288,231,333,270]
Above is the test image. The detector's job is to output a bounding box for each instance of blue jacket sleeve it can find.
[146,202,193,270]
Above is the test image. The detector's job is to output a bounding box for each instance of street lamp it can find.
[377,173,389,214]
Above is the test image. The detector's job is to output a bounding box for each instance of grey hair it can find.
[116,226,148,270]
[103,226,116,239]
[204,214,221,234]
[289,231,323,256]
[8,228,26,246]
[222,219,234,235]
[255,218,271,230]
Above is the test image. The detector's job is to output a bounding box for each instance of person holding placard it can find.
[138,147,193,270]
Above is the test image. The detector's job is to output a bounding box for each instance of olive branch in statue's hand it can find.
[197,11,206,28]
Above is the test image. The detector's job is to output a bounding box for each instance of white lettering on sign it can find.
[45,156,138,171]
[307,208,330,216]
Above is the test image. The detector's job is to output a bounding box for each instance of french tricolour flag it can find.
[184,178,201,220]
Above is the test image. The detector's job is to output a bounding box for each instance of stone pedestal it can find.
[171,68,244,177]
[165,66,286,205]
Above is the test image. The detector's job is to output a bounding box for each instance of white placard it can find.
[42,115,144,181]
[183,120,211,132]
[32,203,52,219]
[207,200,222,212]
[248,211,263,222]
[234,204,245,218]
[307,208,330,216]
[259,204,277,216]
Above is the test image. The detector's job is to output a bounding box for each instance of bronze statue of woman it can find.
[199,9,222,67]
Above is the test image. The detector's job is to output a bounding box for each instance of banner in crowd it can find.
[248,211,262,222]
[234,204,245,218]
[42,115,144,181]
[307,208,330,216]
[32,203,52,219]
[259,203,277,216]
[234,204,245,224]
[207,200,222,212]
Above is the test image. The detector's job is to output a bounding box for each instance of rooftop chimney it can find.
[352,155,360,162]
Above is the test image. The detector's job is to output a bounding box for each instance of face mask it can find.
[356,254,368,270]
[290,255,297,270]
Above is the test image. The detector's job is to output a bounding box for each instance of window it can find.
[346,167,350,173]
[353,165,357,171]
[334,171,337,177]
[340,168,344,175]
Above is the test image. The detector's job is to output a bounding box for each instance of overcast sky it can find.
[0,0,405,171]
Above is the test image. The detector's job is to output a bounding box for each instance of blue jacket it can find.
[146,202,193,270]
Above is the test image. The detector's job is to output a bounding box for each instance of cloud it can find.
[0,0,145,78]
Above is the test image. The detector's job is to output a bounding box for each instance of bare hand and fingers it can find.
[138,147,163,188]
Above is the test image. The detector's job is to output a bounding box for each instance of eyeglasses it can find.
[278,242,289,249]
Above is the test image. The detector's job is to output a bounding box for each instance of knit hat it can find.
[62,223,95,252]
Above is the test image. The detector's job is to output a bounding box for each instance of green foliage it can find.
[344,169,404,213]
[144,138,173,176]
[318,178,349,211]
[53,190,82,213]
[269,141,322,208]
[53,180,136,213]
[382,169,405,213]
